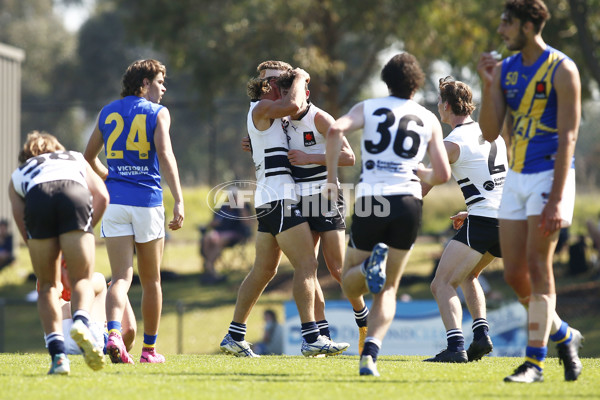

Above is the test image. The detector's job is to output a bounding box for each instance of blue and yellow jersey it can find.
[501,46,574,173]
[99,96,164,207]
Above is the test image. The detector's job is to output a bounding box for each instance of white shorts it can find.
[498,168,575,225]
[101,204,165,243]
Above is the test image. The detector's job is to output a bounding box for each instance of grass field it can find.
[1,353,598,400]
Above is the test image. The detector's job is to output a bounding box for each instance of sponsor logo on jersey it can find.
[534,81,547,99]
[303,131,316,146]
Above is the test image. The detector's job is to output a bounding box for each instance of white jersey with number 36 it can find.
[358,96,435,199]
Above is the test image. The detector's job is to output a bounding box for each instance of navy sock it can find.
[472,318,489,341]
[446,329,465,352]
[228,321,246,342]
[354,306,369,328]
[301,321,320,343]
[46,332,66,357]
[72,310,90,327]
[316,320,331,339]
[362,340,381,362]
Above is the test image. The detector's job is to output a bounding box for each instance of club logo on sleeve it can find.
[534,81,547,99]
[303,131,316,146]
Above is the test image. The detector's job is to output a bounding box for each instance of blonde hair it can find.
[18,131,65,163]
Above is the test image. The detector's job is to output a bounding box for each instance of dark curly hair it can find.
[381,53,425,99]
[121,59,166,98]
[247,77,274,100]
[438,76,476,116]
[504,0,550,33]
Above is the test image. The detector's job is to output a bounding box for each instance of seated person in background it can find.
[586,212,600,251]
[0,219,15,271]
[200,190,252,284]
[254,309,284,355]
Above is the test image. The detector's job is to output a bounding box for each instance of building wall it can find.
[0,43,25,251]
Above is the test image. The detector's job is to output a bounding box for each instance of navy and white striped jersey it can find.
[247,101,298,207]
[445,121,507,218]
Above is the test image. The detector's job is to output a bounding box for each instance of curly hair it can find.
[247,77,274,100]
[18,130,65,163]
[504,0,550,33]
[438,76,476,116]
[381,53,425,99]
[257,60,292,78]
[121,59,167,98]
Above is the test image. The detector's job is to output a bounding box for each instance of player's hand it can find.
[293,68,310,84]
[169,201,184,230]
[321,182,338,201]
[288,149,310,165]
[450,211,469,230]
[539,201,562,237]
[477,52,498,86]
[241,136,251,152]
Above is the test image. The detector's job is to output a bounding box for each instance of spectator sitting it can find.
[254,309,284,355]
[0,219,15,271]
[200,192,252,284]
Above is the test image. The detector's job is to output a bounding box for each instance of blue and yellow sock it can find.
[549,321,572,345]
[107,320,122,336]
[525,345,547,371]
[143,333,157,349]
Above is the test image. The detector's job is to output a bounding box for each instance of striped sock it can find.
[107,320,122,335]
[45,332,66,357]
[301,321,320,343]
[525,345,547,371]
[316,320,331,339]
[446,329,465,352]
[549,321,572,345]
[143,333,158,348]
[72,310,90,327]
[354,306,369,328]
[362,337,382,362]
[472,318,489,341]
[228,321,246,342]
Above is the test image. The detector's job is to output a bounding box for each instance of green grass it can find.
[1,354,598,400]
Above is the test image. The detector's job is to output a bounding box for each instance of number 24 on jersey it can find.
[105,113,150,159]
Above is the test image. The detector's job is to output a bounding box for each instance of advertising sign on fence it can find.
[283,300,527,357]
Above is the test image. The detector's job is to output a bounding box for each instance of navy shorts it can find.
[452,215,501,257]
[298,192,346,232]
[25,180,94,239]
[256,200,307,236]
[349,195,422,251]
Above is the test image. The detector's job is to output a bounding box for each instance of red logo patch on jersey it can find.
[303,131,316,146]
[534,81,547,99]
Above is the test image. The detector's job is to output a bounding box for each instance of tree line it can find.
[1,0,599,187]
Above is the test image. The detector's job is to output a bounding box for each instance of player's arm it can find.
[540,59,581,235]
[289,110,355,166]
[83,114,109,180]
[253,69,310,126]
[421,140,458,197]
[324,102,364,198]
[154,108,185,231]
[84,163,109,227]
[416,119,451,186]
[8,181,27,243]
[477,54,506,142]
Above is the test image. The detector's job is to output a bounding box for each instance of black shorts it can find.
[256,200,306,236]
[452,215,501,257]
[25,180,94,239]
[298,192,346,232]
[349,195,422,251]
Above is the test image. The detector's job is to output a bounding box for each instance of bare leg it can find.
[28,238,62,335]
[105,236,135,324]
[135,238,164,336]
